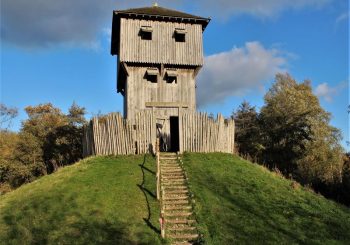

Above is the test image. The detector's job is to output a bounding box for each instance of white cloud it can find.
[197,42,288,106]
[0,0,181,49]
[315,82,347,102]
[102,27,112,43]
[193,0,332,18]
[336,12,349,24]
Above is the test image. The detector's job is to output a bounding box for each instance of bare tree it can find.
[0,103,18,130]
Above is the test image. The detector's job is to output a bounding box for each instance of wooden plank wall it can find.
[119,18,203,66]
[82,112,235,157]
[125,66,196,123]
[181,112,235,154]
[82,112,155,157]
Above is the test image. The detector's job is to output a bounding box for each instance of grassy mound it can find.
[182,153,350,244]
[0,155,162,244]
[1,153,350,244]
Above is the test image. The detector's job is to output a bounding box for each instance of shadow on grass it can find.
[138,154,160,235]
[191,161,349,244]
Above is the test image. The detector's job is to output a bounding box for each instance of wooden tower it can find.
[111,4,210,151]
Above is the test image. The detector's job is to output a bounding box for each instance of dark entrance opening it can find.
[170,116,179,152]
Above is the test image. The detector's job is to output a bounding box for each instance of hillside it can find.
[1,153,350,244]
[182,153,350,244]
[0,155,162,244]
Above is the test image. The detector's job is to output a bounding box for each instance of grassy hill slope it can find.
[1,153,350,244]
[182,153,350,244]
[0,155,162,244]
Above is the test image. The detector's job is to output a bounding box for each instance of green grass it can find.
[182,153,350,244]
[1,153,350,244]
[0,155,162,244]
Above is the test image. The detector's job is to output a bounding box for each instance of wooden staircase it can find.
[158,152,199,244]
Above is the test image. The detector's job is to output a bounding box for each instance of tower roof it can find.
[111,5,210,55]
[114,5,209,22]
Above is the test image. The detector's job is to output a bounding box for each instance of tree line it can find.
[232,73,349,206]
[0,102,86,193]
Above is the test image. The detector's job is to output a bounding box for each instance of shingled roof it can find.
[115,5,209,21]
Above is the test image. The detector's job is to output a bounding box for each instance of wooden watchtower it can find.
[111,4,210,151]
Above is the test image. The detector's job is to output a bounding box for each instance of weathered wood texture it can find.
[119,18,204,65]
[83,112,235,157]
[181,112,235,153]
[83,112,155,156]
[124,66,196,122]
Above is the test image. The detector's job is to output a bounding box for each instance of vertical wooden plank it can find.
[179,107,183,153]
[120,113,124,155]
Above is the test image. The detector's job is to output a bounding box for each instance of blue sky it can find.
[1,0,349,149]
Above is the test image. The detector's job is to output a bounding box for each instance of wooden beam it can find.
[145,102,189,108]
[121,62,129,76]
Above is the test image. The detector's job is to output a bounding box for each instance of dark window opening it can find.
[165,69,177,84]
[146,74,157,83]
[166,75,177,84]
[145,68,159,83]
[175,33,185,42]
[141,31,152,40]
[140,26,153,40]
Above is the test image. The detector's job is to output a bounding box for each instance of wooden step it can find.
[162,185,187,189]
[162,172,184,175]
[165,190,188,194]
[167,233,199,240]
[162,180,186,184]
[165,219,196,225]
[164,212,192,217]
[162,172,183,176]
[162,182,186,186]
[163,199,189,205]
[161,164,180,167]
[159,152,177,155]
[161,168,183,172]
[161,170,183,174]
[162,172,184,176]
[163,185,188,190]
[163,195,188,201]
[160,161,178,164]
[167,226,197,232]
[160,157,178,160]
[162,176,184,180]
[164,205,192,211]
[164,193,188,198]
[161,176,185,181]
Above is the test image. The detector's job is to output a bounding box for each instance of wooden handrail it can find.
[156,138,160,200]
[156,137,165,238]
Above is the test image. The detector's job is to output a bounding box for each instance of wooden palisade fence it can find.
[82,112,234,157]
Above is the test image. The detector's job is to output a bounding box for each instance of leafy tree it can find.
[43,103,86,172]
[260,73,343,185]
[21,102,86,173]
[232,101,262,161]
[0,102,87,192]
[68,101,86,127]
[342,153,350,203]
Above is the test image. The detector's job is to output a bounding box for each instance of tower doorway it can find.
[170,116,179,152]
